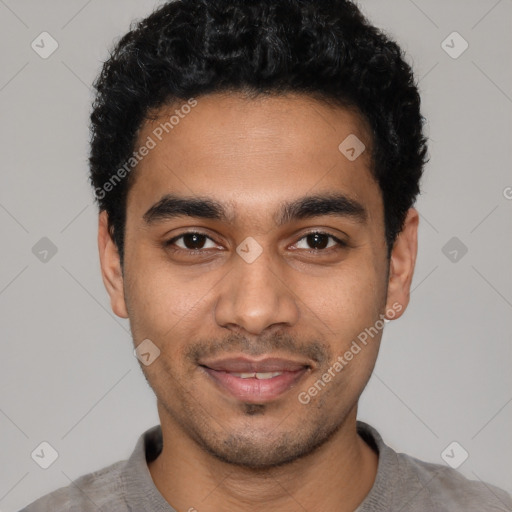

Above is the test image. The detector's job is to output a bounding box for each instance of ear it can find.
[98,210,129,318]
[385,208,419,320]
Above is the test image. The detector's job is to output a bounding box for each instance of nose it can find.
[214,247,300,336]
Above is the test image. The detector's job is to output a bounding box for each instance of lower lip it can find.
[202,367,309,403]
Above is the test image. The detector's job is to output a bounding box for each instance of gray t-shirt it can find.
[19,421,512,511]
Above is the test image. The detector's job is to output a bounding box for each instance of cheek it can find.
[131,282,206,334]
[300,259,385,331]
[124,254,218,344]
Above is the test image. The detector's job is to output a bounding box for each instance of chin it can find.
[192,417,343,470]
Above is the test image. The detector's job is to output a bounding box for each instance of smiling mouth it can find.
[199,356,311,403]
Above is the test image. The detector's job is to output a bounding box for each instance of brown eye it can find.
[306,233,329,249]
[294,232,346,251]
[165,232,217,251]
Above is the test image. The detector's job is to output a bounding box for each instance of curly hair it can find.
[89,0,428,266]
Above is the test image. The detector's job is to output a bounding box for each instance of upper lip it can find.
[200,356,310,373]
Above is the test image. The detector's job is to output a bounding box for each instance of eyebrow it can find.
[143,193,367,226]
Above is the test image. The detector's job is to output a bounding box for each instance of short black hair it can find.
[89,0,428,267]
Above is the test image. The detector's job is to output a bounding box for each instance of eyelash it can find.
[164,231,348,254]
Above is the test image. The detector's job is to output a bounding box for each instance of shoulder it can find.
[18,460,128,512]
[396,451,512,511]
[357,421,512,512]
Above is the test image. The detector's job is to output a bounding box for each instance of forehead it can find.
[126,92,382,224]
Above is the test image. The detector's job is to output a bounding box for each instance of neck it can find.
[148,406,378,512]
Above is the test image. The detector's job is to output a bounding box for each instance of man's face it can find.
[99,93,415,468]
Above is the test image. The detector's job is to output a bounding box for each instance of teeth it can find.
[256,372,282,379]
[229,372,283,379]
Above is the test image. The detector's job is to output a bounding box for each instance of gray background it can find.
[1,0,511,510]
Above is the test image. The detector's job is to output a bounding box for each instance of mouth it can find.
[199,356,311,403]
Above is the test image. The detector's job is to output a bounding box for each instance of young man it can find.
[21,0,512,511]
